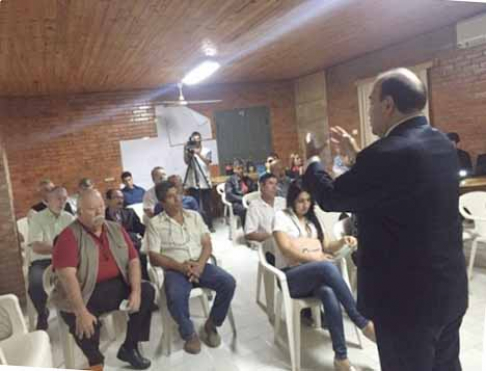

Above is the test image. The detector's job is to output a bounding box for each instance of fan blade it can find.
[160,100,188,105]
[185,99,222,104]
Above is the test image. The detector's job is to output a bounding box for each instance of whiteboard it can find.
[120,107,218,189]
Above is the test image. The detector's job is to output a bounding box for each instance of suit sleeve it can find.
[303,146,417,213]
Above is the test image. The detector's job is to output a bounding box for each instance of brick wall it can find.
[0,143,25,299]
[0,81,298,218]
[326,25,486,165]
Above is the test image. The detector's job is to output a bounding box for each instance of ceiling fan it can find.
[160,83,222,106]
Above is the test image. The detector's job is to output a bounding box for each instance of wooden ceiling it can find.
[0,0,484,97]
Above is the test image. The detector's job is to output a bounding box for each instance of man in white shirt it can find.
[28,186,74,330]
[142,166,166,224]
[146,181,236,355]
[245,173,286,243]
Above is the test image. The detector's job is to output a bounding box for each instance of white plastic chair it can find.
[16,217,37,330]
[459,191,486,280]
[332,219,364,348]
[256,238,276,322]
[43,265,126,368]
[242,191,260,209]
[257,244,321,371]
[148,257,237,356]
[126,203,145,225]
[216,183,238,240]
[0,294,53,368]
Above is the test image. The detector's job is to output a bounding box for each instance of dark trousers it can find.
[285,261,369,360]
[164,264,236,340]
[188,188,213,229]
[61,278,155,366]
[232,202,246,227]
[28,259,51,318]
[375,315,463,371]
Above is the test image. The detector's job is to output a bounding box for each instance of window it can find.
[357,62,432,146]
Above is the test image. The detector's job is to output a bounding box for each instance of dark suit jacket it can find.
[224,175,256,205]
[105,208,145,250]
[304,116,468,325]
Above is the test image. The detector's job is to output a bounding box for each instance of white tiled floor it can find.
[42,219,485,370]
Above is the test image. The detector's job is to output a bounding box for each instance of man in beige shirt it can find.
[28,186,74,330]
[146,181,236,355]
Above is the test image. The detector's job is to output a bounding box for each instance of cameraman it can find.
[184,131,214,232]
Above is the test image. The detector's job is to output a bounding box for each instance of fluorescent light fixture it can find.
[446,0,486,3]
[182,61,220,85]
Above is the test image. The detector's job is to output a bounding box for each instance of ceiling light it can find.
[445,0,486,3]
[182,61,220,85]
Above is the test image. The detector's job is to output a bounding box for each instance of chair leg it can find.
[292,304,303,371]
[468,238,479,281]
[57,310,75,369]
[274,293,283,344]
[283,296,298,371]
[228,307,237,335]
[311,305,321,329]
[159,293,172,356]
[256,263,263,306]
[354,322,364,349]
[26,295,36,331]
[199,294,210,318]
[263,271,275,323]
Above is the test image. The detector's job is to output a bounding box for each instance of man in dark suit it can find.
[304,68,467,371]
[224,159,257,227]
[105,189,148,280]
[446,132,473,177]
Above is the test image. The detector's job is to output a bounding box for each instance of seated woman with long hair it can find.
[272,179,375,371]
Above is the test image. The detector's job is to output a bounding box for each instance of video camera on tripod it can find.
[185,138,199,155]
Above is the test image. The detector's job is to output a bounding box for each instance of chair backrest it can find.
[459,191,486,220]
[314,205,340,235]
[216,183,231,207]
[216,183,225,196]
[16,217,28,247]
[243,191,260,209]
[126,203,144,223]
[476,154,486,176]
[0,294,28,341]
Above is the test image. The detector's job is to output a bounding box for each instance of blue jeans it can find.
[28,259,51,318]
[164,264,236,340]
[284,261,369,360]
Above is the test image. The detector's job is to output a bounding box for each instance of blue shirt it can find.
[154,196,199,216]
[122,185,146,206]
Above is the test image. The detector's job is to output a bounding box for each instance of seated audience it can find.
[272,180,375,371]
[270,159,291,198]
[146,181,236,355]
[447,132,473,176]
[121,171,146,206]
[105,189,148,280]
[153,174,198,215]
[68,177,94,213]
[244,173,286,243]
[29,179,73,219]
[286,153,303,179]
[52,189,154,371]
[28,186,74,330]
[225,159,257,227]
[142,166,166,223]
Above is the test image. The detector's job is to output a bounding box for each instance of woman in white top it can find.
[272,179,375,371]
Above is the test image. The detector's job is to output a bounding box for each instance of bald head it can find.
[369,68,427,137]
[77,189,105,231]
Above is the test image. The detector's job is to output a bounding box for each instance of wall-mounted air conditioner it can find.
[456,12,486,49]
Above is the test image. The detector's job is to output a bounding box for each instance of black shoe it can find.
[117,345,151,370]
[36,309,50,331]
